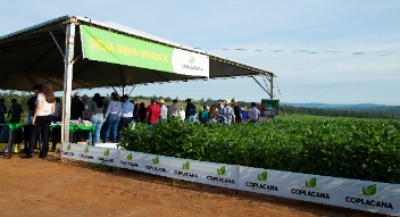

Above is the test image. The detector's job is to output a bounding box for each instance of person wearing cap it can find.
[185,98,196,122]
[220,99,235,126]
[158,98,168,121]
[232,98,243,124]
[117,95,134,141]
[146,99,161,125]
[71,92,85,120]
[103,92,122,143]
[167,99,181,119]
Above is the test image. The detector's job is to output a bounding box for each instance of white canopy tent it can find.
[0,15,276,145]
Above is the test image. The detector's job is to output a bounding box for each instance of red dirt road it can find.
[0,154,381,217]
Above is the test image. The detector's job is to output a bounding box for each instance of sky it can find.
[1,0,399,105]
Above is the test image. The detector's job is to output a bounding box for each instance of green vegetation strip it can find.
[120,119,400,184]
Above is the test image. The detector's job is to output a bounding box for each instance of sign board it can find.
[80,25,209,78]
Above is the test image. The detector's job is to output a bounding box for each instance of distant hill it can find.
[281,103,400,118]
[283,103,393,109]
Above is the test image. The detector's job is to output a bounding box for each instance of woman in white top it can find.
[26,83,55,158]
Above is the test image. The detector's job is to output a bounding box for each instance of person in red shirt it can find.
[146,99,161,125]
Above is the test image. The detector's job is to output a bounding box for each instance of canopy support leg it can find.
[250,74,274,99]
[49,30,66,59]
[61,22,76,148]
[127,85,136,96]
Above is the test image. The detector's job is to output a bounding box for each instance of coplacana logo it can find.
[182,161,190,170]
[98,149,114,163]
[79,146,93,159]
[145,156,166,173]
[120,153,138,167]
[345,184,393,210]
[245,170,278,191]
[174,161,198,178]
[291,177,330,199]
[206,165,235,185]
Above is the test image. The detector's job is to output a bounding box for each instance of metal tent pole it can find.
[61,21,76,147]
[270,75,274,99]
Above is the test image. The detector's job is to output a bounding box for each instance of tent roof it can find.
[0,15,275,91]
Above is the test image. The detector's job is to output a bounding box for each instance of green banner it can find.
[81,25,174,72]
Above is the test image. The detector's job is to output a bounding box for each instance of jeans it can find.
[186,115,196,122]
[103,114,120,143]
[29,115,52,156]
[90,114,104,145]
[117,117,133,141]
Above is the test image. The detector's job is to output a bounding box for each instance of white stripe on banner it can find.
[62,144,400,216]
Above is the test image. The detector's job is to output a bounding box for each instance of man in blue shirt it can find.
[185,98,196,122]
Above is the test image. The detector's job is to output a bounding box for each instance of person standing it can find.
[71,92,85,120]
[138,102,147,123]
[24,84,41,154]
[179,107,185,121]
[249,102,260,123]
[117,95,134,141]
[8,99,23,123]
[158,99,168,121]
[103,92,122,143]
[71,92,85,142]
[200,105,209,124]
[167,99,181,119]
[0,98,7,125]
[208,104,218,123]
[53,98,62,122]
[26,83,55,158]
[232,98,243,124]
[146,99,161,125]
[185,98,196,122]
[90,93,104,145]
[220,99,235,126]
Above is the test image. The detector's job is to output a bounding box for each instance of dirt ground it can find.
[0,152,383,217]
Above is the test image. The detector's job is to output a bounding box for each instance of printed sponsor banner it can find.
[239,166,400,216]
[118,151,168,175]
[63,146,400,216]
[118,150,238,188]
[80,25,209,77]
[62,143,119,167]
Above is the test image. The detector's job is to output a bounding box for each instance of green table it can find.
[1,123,25,158]
[51,124,94,144]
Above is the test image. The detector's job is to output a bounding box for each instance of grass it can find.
[279,113,388,122]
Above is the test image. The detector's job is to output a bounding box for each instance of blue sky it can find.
[1,0,399,105]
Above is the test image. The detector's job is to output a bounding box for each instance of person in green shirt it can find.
[8,99,23,123]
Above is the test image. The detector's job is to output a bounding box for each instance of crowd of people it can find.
[68,93,262,146]
[1,83,262,158]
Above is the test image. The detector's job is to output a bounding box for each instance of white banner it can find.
[172,49,209,78]
[62,143,119,167]
[62,145,400,216]
[238,166,400,216]
[118,150,238,188]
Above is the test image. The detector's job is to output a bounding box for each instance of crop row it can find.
[120,119,400,184]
